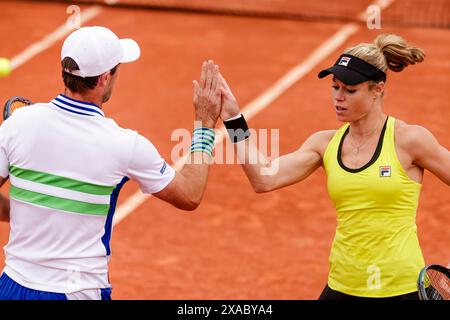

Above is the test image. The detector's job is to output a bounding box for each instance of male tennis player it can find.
[0,26,221,300]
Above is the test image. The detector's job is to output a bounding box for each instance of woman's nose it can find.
[335,89,345,101]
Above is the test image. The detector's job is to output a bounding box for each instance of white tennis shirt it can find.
[0,94,175,294]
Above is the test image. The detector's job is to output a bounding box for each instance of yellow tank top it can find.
[323,116,424,297]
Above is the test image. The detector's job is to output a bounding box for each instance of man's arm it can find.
[0,177,9,222]
[153,153,212,210]
[152,60,222,210]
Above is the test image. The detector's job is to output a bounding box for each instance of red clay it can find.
[0,2,448,300]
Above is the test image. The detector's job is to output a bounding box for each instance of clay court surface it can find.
[0,0,448,299]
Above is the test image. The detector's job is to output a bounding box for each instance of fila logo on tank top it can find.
[379,165,391,177]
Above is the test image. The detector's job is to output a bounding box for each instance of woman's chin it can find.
[335,114,351,122]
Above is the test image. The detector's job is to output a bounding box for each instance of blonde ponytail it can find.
[345,34,425,73]
[374,34,425,72]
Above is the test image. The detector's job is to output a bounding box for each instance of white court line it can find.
[10,6,102,70]
[113,0,396,225]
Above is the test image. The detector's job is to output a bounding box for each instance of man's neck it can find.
[64,89,103,108]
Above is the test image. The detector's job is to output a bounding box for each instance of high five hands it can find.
[193,60,241,127]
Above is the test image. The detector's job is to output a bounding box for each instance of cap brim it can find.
[119,39,141,63]
[318,65,368,85]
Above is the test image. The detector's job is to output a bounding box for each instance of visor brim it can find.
[318,65,369,85]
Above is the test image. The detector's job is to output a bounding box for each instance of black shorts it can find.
[318,284,419,300]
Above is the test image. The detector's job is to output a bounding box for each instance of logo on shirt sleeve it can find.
[379,165,391,177]
[160,162,167,174]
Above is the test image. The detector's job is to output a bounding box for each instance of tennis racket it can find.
[3,96,33,120]
[417,264,450,300]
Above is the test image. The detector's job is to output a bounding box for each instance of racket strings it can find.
[3,97,33,120]
[10,101,28,113]
[425,270,450,300]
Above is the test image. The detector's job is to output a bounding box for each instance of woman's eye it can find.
[347,89,357,94]
[332,86,339,90]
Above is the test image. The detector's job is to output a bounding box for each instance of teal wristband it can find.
[190,128,215,157]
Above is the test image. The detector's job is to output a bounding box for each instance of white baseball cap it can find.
[61,26,141,78]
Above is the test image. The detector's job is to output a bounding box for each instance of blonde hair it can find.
[345,34,425,74]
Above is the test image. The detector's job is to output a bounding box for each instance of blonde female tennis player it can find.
[218,34,450,300]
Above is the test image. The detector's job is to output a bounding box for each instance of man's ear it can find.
[98,72,110,87]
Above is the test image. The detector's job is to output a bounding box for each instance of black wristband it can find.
[223,114,250,143]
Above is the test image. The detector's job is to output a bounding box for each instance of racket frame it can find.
[3,96,33,120]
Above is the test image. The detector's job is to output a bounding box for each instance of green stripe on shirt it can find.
[10,185,110,216]
[9,165,115,195]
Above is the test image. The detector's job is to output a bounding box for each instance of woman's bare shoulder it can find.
[305,130,337,156]
[394,118,436,150]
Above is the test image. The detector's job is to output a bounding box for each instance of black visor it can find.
[318,54,386,85]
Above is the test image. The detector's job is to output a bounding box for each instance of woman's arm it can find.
[235,130,333,193]
[401,124,450,185]
[219,72,332,193]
